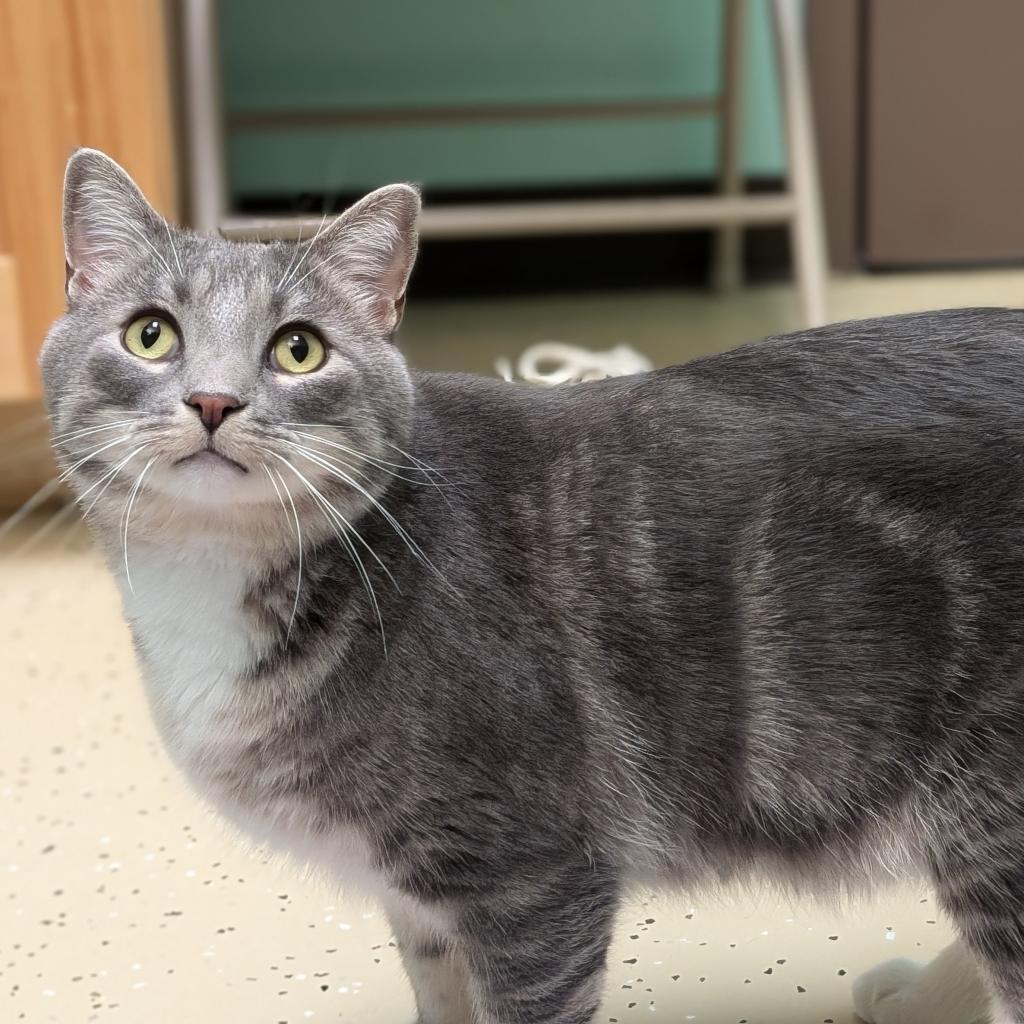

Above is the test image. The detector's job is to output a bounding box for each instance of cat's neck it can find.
[91,495,296,564]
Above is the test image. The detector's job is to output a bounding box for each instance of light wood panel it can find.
[0,0,178,402]
[0,253,32,401]
[0,0,177,510]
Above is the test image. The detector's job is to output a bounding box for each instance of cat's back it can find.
[410,307,1024,566]
[413,306,1024,445]
[673,305,1024,423]
[410,305,1024,644]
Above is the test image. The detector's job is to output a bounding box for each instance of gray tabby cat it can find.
[40,148,1023,1024]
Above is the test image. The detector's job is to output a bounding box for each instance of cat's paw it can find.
[852,957,923,1023]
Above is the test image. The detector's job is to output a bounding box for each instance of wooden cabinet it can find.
[0,0,178,507]
[0,0,179,401]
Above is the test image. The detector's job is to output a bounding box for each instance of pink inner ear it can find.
[371,293,399,332]
[65,261,92,298]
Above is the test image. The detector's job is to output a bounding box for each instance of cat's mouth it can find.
[173,448,249,474]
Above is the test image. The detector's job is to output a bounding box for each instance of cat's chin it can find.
[145,457,272,508]
[175,450,249,475]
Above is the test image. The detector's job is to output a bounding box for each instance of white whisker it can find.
[279,213,327,292]
[381,438,450,480]
[280,441,445,587]
[264,465,302,644]
[276,218,309,291]
[286,429,441,481]
[379,439,459,510]
[258,448,390,655]
[50,417,144,445]
[87,211,174,278]
[58,433,133,482]
[285,432,435,489]
[163,219,185,278]
[275,228,303,291]
[286,246,346,294]
[78,444,153,517]
[279,420,452,477]
[121,456,157,594]
[259,447,396,587]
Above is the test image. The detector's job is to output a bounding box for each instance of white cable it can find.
[495,341,653,387]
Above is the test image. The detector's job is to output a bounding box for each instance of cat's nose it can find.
[185,393,245,433]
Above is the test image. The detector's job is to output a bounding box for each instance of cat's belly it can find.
[189,755,444,930]
[210,787,386,891]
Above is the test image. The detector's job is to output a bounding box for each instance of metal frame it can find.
[180,0,228,236]
[710,0,747,293]
[180,0,827,326]
[771,0,828,327]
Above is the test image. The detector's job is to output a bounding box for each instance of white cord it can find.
[495,341,653,387]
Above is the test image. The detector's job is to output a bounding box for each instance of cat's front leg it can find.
[458,860,619,1024]
[385,898,477,1024]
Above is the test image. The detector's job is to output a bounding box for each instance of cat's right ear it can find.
[62,148,165,298]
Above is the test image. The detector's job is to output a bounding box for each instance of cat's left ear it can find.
[62,148,167,298]
[310,184,421,335]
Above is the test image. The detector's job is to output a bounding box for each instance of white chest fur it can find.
[117,543,260,764]
[115,542,396,902]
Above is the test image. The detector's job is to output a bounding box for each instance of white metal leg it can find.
[772,0,829,327]
[180,0,228,235]
[710,0,747,293]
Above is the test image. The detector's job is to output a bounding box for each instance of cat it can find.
[39,146,1024,1024]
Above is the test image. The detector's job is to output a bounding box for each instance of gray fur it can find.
[40,149,1024,1023]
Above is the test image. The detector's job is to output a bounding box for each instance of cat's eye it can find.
[123,315,179,360]
[271,329,326,374]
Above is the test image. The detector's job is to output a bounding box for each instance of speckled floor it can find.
[11,269,1024,1023]
[2,525,955,1024]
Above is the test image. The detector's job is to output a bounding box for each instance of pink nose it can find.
[185,393,244,432]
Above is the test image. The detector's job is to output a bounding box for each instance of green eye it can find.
[124,315,178,360]
[272,329,325,374]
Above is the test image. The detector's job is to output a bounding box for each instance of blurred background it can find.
[4,0,1024,508]
[2,3,1023,1020]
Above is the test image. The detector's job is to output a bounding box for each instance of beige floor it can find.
[8,267,1024,1024]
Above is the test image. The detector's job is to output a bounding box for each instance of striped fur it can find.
[38,149,1024,1023]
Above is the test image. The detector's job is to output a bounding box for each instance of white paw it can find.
[852,957,923,1023]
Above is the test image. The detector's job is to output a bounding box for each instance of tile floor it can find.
[8,267,1024,1023]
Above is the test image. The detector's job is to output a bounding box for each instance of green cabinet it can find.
[219,0,786,198]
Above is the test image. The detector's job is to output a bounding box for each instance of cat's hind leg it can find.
[929,810,1024,1024]
[852,940,990,1024]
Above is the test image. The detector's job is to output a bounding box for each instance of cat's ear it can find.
[310,184,421,334]
[62,148,166,298]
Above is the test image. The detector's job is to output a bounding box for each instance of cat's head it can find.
[40,149,419,545]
